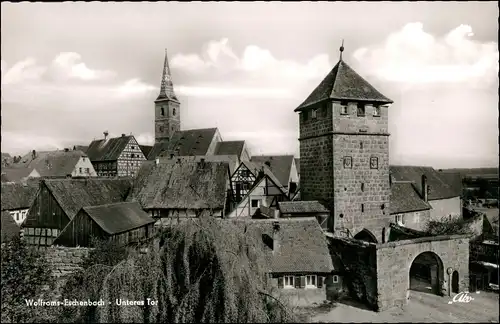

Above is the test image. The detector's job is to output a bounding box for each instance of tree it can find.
[1,236,56,323]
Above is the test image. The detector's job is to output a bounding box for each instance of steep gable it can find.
[295,59,393,111]
[215,141,245,158]
[148,128,219,160]
[86,135,133,161]
[390,182,432,214]
[29,150,89,177]
[1,182,39,211]
[250,155,295,188]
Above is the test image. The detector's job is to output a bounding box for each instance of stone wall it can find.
[41,246,92,279]
[376,234,470,311]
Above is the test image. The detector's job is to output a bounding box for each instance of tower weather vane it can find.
[339,39,345,60]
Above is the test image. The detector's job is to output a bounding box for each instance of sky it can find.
[1,2,498,168]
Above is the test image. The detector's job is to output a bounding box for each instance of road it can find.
[308,291,499,323]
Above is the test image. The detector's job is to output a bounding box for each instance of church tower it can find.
[154,49,180,143]
[295,42,393,243]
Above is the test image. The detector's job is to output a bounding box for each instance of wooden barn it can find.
[22,178,132,246]
[127,159,232,224]
[53,201,155,247]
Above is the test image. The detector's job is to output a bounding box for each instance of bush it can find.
[423,216,474,236]
[1,236,56,323]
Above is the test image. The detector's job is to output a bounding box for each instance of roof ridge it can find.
[83,201,137,210]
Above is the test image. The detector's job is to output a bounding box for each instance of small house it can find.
[53,201,155,247]
[1,167,40,183]
[389,180,432,231]
[278,201,330,230]
[1,181,39,225]
[23,178,132,246]
[127,160,232,224]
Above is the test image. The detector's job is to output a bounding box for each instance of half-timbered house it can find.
[250,155,299,195]
[87,134,147,177]
[231,161,261,203]
[53,201,155,247]
[127,160,232,225]
[22,178,132,246]
[1,181,39,225]
[228,168,288,218]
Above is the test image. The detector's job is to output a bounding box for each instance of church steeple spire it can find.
[156,48,178,102]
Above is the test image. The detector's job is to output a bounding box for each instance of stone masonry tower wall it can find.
[296,54,394,244]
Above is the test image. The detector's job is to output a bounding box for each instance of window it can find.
[251,199,260,208]
[161,107,165,116]
[173,108,176,116]
[82,157,86,162]
[343,156,352,169]
[395,214,405,226]
[131,153,135,158]
[333,275,339,283]
[322,104,328,117]
[361,183,365,192]
[361,204,364,213]
[131,146,135,150]
[357,104,365,116]
[159,126,164,133]
[340,103,348,115]
[373,106,381,117]
[79,167,82,173]
[360,142,363,149]
[370,157,379,169]
[16,213,19,221]
[305,275,317,288]
[284,276,295,288]
[85,168,89,174]
[415,212,420,223]
[302,111,309,122]
[311,109,317,119]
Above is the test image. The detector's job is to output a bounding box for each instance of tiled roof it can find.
[215,141,245,158]
[1,182,39,211]
[294,158,300,175]
[127,161,229,210]
[295,59,393,111]
[14,151,52,168]
[28,150,87,177]
[80,201,155,235]
[390,165,459,200]
[233,218,334,273]
[139,145,153,158]
[390,182,432,214]
[86,135,133,162]
[388,223,427,242]
[1,167,37,183]
[250,155,295,187]
[73,145,89,153]
[1,211,20,243]
[161,155,239,176]
[278,201,329,214]
[43,179,132,220]
[436,171,463,197]
[148,128,218,160]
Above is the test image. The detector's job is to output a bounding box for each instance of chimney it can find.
[121,133,126,137]
[272,221,280,253]
[32,150,36,160]
[103,131,109,140]
[421,175,428,202]
[64,148,69,152]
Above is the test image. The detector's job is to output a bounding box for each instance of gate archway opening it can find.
[353,229,378,243]
[409,251,444,295]
[451,271,459,293]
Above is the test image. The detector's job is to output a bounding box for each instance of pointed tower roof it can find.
[294,43,392,112]
[156,49,179,102]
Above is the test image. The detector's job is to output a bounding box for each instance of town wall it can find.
[376,234,470,311]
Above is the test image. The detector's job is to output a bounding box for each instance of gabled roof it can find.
[250,155,295,187]
[390,165,460,200]
[278,201,329,214]
[1,211,20,243]
[161,155,239,176]
[233,218,334,273]
[73,145,89,153]
[294,158,300,175]
[127,161,229,210]
[1,167,38,183]
[215,141,245,158]
[388,223,427,242]
[80,201,155,235]
[28,150,88,177]
[436,171,463,197]
[42,179,132,220]
[139,145,153,158]
[86,135,134,162]
[148,128,219,160]
[390,182,432,214]
[295,59,393,111]
[1,182,39,211]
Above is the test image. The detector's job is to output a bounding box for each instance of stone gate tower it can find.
[154,49,180,143]
[295,44,393,243]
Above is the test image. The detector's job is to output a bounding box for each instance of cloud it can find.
[170,38,332,98]
[1,131,65,154]
[1,58,47,85]
[113,78,157,98]
[353,23,499,87]
[134,133,155,146]
[50,52,115,81]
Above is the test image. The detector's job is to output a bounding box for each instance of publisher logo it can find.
[448,291,479,304]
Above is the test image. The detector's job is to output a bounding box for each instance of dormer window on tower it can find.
[302,111,309,122]
[373,106,380,117]
[161,107,165,116]
[357,104,365,117]
[340,102,348,115]
[173,108,176,116]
